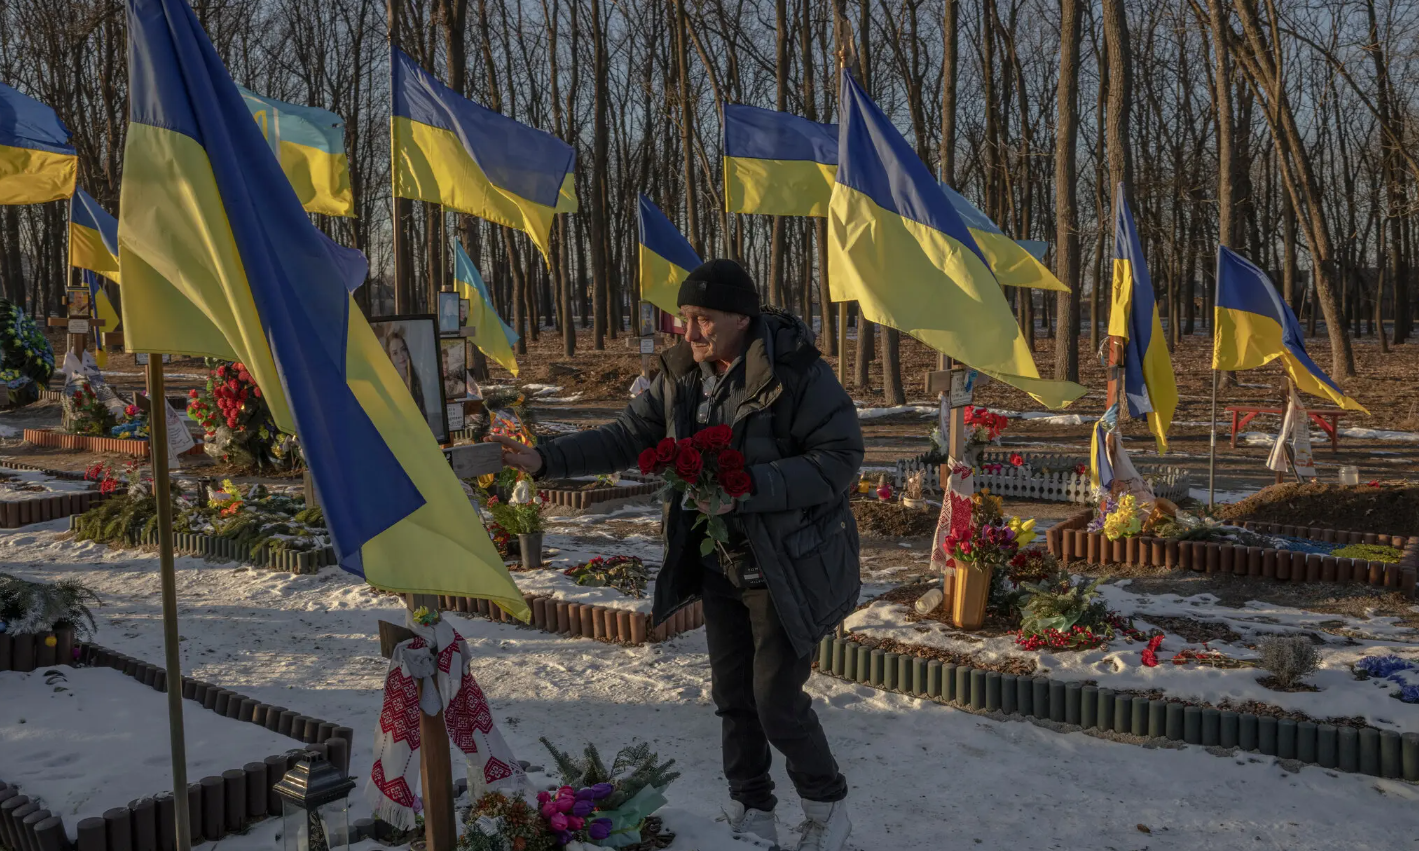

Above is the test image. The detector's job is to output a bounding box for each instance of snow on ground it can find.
[845,582,1419,733]
[1,666,299,825]
[1340,427,1419,443]
[0,468,96,495]
[0,424,18,438]
[1017,412,1087,426]
[1,522,1416,849]
[855,405,937,420]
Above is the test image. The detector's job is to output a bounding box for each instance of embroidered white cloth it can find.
[365,616,526,829]
[1267,385,1316,479]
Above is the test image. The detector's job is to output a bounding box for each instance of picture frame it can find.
[370,314,448,444]
[66,288,92,318]
[437,291,461,335]
[446,402,465,432]
[637,300,656,337]
[464,340,481,399]
[459,297,470,328]
[440,337,467,402]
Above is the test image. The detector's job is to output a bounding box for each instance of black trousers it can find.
[701,568,847,812]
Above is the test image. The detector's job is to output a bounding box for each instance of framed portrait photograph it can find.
[370,314,448,443]
[66,288,92,318]
[464,340,481,399]
[441,337,468,402]
[637,300,656,337]
[438,291,461,335]
[459,298,470,328]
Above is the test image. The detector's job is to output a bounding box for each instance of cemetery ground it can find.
[3,327,1419,850]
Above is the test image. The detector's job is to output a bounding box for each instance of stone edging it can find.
[22,428,204,458]
[541,481,659,510]
[68,516,335,575]
[431,591,703,645]
[1045,511,1418,598]
[0,488,121,529]
[813,634,1419,783]
[0,642,354,851]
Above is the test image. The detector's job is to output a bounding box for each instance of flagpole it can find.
[1208,365,1217,511]
[146,354,192,851]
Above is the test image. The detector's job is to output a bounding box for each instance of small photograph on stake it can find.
[459,297,470,328]
[464,340,481,400]
[371,314,447,443]
[438,291,461,335]
[66,288,91,318]
[441,337,467,401]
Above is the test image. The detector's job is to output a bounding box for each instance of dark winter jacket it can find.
[536,309,864,658]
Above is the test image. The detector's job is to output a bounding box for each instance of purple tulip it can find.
[574,787,596,801]
[588,821,611,841]
[572,799,593,817]
[555,830,573,845]
[589,782,614,800]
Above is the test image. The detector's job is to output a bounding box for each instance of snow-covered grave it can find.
[1,519,1417,849]
[0,468,95,497]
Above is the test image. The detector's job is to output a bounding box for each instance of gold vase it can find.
[951,562,995,630]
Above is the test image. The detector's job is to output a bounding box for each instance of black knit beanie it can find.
[677,259,761,318]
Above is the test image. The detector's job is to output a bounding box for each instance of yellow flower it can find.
[44,635,57,648]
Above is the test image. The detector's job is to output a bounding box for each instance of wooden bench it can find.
[1226,405,1349,453]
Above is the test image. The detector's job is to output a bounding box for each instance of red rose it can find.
[1010,453,1024,467]
[693,424,733,451]
[654,437,677,464]
[716,448,745,472]
[188,389,199,398]
[638,447,659,475]
[253,388,262,398]
[233,362,245,372]
[719,469,752,498]
[674,445,704,480]
[676,437,695,452]
[216,366,227,377]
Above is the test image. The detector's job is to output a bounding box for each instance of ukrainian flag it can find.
[1107,184,1177,452]
[826,71,1084,409]
[81,270,118,368]
[238,86,354,217]
[1214,245,1365,412]
[939,184,1067,292]
[723,104,837,217]
[70,188,122,284]
[0,82,77,205]
[452,241,519,377]
[392,47,575,261]
[637,195,701,315]
[117,0,526,614]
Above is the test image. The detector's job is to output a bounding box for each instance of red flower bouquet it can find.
[638,424,749,555]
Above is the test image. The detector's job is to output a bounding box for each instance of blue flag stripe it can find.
[638,194,701,274]
[0,82,76,154]
[723,104,838,164]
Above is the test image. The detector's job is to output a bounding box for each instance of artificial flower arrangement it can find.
[484,481,548,536]
[1354,654,1419,704]
[945,518,1021,573]
[637,424,750,556]
[963,405,1009,445]
[563,556,649,599]
[84,460,142,496]
[1011,570,1148,652]
[458,740,679,851]
[64,378,114,436]
[209,479,246,517]
[0,299,54,403]
[186,358,299,471]
[110,401,149,440]
[0,573,101,641]
[1087,492,1143,541]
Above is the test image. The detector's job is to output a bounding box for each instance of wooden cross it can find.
[47,315,106,361]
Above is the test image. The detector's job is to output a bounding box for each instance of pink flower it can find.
[554,795,574,813]
[540,802,556,819]
[548,812,568,832]
[566,816,585,831]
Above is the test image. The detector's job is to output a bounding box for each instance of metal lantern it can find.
[273,750,356,851]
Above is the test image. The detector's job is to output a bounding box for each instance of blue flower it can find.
[1356,655,1413,679]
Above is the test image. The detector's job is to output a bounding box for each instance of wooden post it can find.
[47,315,106,364]
[145,354,193,851]
[388,0,412,314]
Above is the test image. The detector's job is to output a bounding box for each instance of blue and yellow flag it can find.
[1214,246,1365,412]
[392,47,575,260]
[723,104,837,217]
[118,0,526,614]
[81,270,118,368]
[826,71,1084,409]
[939,184,1067,292]
[0,82,77,205]
[637,195,701,315]
[70,188,122,284]
[1108,184,1177,452]
[453,241,519,377]
[238,86,354,217]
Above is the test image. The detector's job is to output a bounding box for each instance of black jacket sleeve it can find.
[537,373,670,479]
[737,360,863,513]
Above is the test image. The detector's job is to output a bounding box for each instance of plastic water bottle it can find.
[915,587,945,615]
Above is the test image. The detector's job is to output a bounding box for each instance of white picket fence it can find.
[892,451,1191,505]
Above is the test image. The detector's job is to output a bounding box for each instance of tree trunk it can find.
[589,0,610,349]
[939,0,958,184]
[1052,0,1081,382]
[673,0,701,255]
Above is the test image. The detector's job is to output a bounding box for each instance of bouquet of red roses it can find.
[637,424,751,556]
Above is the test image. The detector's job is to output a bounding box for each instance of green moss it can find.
[1332,543,1403,564]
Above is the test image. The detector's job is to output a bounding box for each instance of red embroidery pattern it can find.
[370,759,417,806]
[482,756,513,783]
[378,667,422,750]
[446,673,494,754]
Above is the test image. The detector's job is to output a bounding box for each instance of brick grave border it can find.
[429,591,703,645]
[68,515,335,575]
[0,643,356,851]
[0,463,125,529]
[1045,510,1418,597]
[812,634,1419,784]
[21,429,204,459]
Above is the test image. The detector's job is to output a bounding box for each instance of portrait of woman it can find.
[371,315,447,443]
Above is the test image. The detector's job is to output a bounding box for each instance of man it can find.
[493,259,862,851]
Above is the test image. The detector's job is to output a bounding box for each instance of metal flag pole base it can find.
[146,354,192,851]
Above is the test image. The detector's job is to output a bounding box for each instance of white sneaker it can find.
[725,800,779,845]
[794,799,851,851]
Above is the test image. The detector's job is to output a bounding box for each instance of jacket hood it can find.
[660,306,819,381]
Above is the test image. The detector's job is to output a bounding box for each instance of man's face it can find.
[681,305,750,364]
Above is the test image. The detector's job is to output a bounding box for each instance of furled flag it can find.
[392,46,576,260]
[939,184,1068,292]
[723,103,838,217]
[117,0,526,614]
[238,86,355,217]
[0,82,77,204]
[1107,183,1177,452]
[80,270,119,368]
[637,194,701,315]
[70,188,122,285]
[1214,245,1365,412]
[826,70,1085,409]
[452,241,519,377]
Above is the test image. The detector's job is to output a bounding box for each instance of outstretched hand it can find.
[696,498,734,516]
[486,435,543,475]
